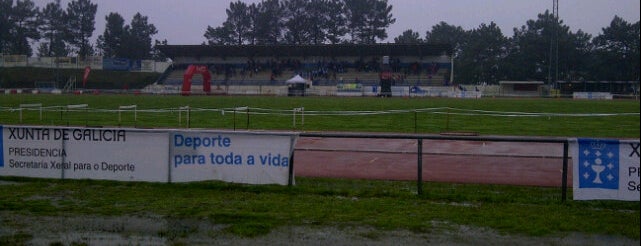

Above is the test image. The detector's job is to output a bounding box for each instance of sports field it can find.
[1,94,639,244]
[1,94,639,138]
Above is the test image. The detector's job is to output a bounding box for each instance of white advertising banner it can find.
[0,125,64,179]
[0,125,169,182]
[1,126,298,185]
[571,138,640,201]
[170,130,297,185]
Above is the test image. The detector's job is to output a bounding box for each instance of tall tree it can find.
[504,10,596,83]
[5,0,40,56]
[559,29,593,81]
[323,0,347,44]
[38,0,67,57]
[344,0,368,43]
[457,22,508,84]
[300,0,342,44]
[0,0,14,53]
[65,0,97,59]
[205,1,251,45]
[204,22,235,45]
[204,0,346,45]
[363,0,394,43]
[283,0,312,44]
[592,16,640,81]
[394,29,422,43]
[96,12,125,58]
[121,12,158,60]
[504,10,560,81]
[252,0,284,44]
[425,22,467,56]
[344,0,395,44]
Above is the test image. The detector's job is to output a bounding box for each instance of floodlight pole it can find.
[450,55,454,84]
[554,0,559,87]
[548,0,559,87]
[561,141,569,202]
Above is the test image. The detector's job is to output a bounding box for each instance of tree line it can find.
[1,0,639,83]
[396,13,640,83]
[204,0,395,45]
[0,0,162,60]
[207,0,638,82]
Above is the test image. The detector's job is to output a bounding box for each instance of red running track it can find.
[293,137,573,187]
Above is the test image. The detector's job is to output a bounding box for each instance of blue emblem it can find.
[578,138,619,189]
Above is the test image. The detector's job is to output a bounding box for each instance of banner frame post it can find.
[288,134,298,187]
[19,103,43,123]
[167,132,172,183]
[417,138,423,195]
[562,140,568,202]
[292,109,295,128]
[288,150,295,187]
[178,106,189,128]
[66,104,88,126]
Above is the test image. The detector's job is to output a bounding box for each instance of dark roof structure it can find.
[158,43,453,60]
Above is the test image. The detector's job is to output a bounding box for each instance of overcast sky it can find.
[34,0,640,45]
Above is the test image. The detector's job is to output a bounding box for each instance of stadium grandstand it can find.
[152,43,454,96]
[0,53,170,94]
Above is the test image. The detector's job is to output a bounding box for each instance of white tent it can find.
[285,75,310,84]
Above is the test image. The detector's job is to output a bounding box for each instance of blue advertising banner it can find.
[572,138,640,201]
[102,58,131,71]
[130,60,141,71]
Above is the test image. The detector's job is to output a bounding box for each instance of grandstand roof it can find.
[158,43,453,59]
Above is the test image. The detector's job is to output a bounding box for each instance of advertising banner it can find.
[82,66,91,87]
[571,138,640,201]
[130,60,142,71]
[103,58,131,71]
[170,130,297,185]
[1,126,298,185]
[140,60,155,72]
[55,57,78,69]
[0,125,64,179]
[0,125,169,182]
[28,57,54,68]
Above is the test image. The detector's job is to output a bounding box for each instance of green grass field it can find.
[1,177,639,241]
[1,94,640,242]
[1,94,639,138]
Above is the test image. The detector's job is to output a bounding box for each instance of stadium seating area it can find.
[159,59,450,87]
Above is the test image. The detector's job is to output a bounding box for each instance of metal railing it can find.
[297,132,570,201]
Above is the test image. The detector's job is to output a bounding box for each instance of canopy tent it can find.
[285,75,310,85]
[285,75,311,96]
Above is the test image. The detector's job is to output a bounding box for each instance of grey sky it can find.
[35,0,640,45]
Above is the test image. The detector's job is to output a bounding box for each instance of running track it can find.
[293,136,572,187]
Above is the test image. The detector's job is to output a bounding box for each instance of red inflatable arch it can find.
[181,65,211,95]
